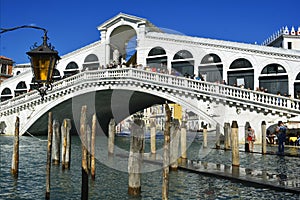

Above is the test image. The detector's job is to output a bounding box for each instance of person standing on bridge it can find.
[276,121,287,155]
[247,126,256,152]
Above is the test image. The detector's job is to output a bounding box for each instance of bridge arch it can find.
[1,87,13,102]
[171,50,194,77]
[259,63,288,95]
[23,83,218,136]
[227,58,254,89]
[83,54,100,71]
[199,53,223,83]
[109,25,137,65]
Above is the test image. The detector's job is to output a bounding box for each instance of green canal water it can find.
[0,133,299,199]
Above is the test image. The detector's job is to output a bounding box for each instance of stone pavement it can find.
[180,144,300,194]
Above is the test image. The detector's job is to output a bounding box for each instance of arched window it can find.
[199,53,223,83]
[295,72,300,98]
[52,69,61,81]
[228,58,254,89]
[173,50,193,60]
[146,47,168,72]
[16,81,27,89]
[230,58,252,69]
[66,62,79,70]
[84,54,98,63]
[259,64,288,95]
[148,47,166,57]
[261,64,286,74]
[201,54,221,64]
[64,62,79,78]
[1,87,12,102]
[1,88,12,95]
[83,54,100,71]
[15,81,27,97]
[172,50,194,77]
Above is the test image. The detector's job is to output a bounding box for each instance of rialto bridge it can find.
[1,13,300,143]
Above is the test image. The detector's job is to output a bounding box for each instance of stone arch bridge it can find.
[1,68,300,143]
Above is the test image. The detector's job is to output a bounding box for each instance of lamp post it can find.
[0,25,60,100]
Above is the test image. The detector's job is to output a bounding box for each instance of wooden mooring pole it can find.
[61,119,71,170]
[162,104,171,200]
[91,114,97,180]
[261,121,267,154]
[215,123,220,149]
[244,122,250,152]
[108,118,115,156]
[80,106,88,200]
[46,112,53,200]
[52,120,60,165]
[180,119,187,164]
[128,116,144,196]
[11,116,19,178]
[150,119,156,159]
[86,125,91,173]
[170,119,180,171]
[231,121,239,167]
[203,125,208,148]
[224,122,231,150]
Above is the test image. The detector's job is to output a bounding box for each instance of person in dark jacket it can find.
[276,121,287,155]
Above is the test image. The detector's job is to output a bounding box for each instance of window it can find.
[1,64,7,74]
[261,64,286,74]
[148,47,166,57]
[230,58,252,69]
[288,42,292,49]
[173,50,193,60]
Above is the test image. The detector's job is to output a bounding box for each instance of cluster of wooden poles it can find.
[202,120,268,168]
[10,104,267,200]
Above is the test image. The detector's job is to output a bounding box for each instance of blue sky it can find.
[1,0,299,64]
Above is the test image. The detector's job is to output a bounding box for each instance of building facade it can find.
[0,56,13,84]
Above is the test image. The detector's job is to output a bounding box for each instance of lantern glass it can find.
[30,54,57,83]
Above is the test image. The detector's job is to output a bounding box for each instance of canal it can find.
[0,133,299,199]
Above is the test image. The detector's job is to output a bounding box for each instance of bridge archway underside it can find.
[1,68,300,136]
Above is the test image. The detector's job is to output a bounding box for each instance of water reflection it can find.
[276,156,288,186]
[0,135,299,199]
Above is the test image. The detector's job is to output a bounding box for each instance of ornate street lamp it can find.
[0,25,60,100]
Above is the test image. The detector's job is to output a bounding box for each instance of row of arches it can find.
[146,46,293,95]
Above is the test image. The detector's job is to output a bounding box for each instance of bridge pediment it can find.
[97,13,148,31]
